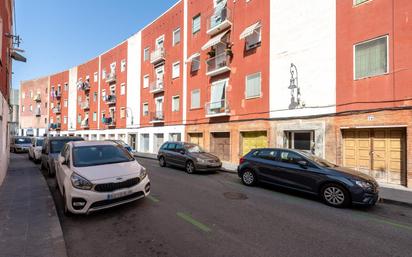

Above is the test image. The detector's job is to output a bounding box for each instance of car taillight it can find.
[239,157,245,164]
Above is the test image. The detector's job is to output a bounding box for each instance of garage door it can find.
[210,132,230,161]
[342,128,405,185]
[188,133,204,147]
[241,131,268,156]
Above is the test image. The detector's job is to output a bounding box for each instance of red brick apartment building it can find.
[20,0,412,188]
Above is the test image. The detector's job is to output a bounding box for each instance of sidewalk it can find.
[135,152,412,207]
[0,153,67,257]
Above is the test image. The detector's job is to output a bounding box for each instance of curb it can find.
[378,198,412,208]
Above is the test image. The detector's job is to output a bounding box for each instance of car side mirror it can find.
[297,160,308,168]
[58,155,66,165]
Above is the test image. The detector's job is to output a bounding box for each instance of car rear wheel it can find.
[159,156,166,167]
[185,161,195,174]
[321,184,350,208]
[241,170,257,186]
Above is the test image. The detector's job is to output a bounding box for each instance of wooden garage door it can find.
[210,132,230,161]
[342,128,405,185]
[241,131,268,156]
[188,133,204,147]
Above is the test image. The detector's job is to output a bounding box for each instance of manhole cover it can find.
[223,192,248,200]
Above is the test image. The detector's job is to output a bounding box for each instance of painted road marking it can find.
[147,195,160,203]
[177,212,212,233]
[355,212,412,232]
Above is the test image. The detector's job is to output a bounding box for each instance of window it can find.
[102,69,106,79]
[30,90,33,98]
[120,108,126,119]
[143,103,149,116]
[191,89,200,109]
[121,59,126,72]
[22,105,25,112]
[279,151,305,165]
[78,115,82,124]
[51,102,54,109]
[64,100,68,107]
[45,102,47,108]
[110,62,116,72]
[93,92,97,102]
[64,116,67,124]
[210,80,227,109]
[172,62,180,79]
[192,14,201,34]
[50,117,54,124]
[246,27,261,50]
[172,96,180,112]
[144,47,150,61]
[93,112,97,122]
[94,72,98,82]
[191,56,201,72]
[45,87,48,94]
[245,72,261,98]
[285,131,314,152]
[30,105,33,111]
[22,92,25,99]
[120,84,126,95]
[109,85,116,95]
[64,83,68,91]
[143,75,149,88]
[173,28,181,46]
[354,0,369,5]
[354,36,388,79]
[45,118,47,124]
[255,149,278,161]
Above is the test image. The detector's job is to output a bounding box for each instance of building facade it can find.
[9,88,19,136]
[20,0,412,187]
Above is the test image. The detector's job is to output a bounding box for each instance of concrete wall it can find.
[127,32,142,129]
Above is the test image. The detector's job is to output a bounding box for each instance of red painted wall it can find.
[20,77,49,129]
[140,2,184,127]
[337,0,412,112]
[186,0,270,125]
[76,57,99,130]
[99,42,128,129]
[49,71,69,131]
[0,0,13,100]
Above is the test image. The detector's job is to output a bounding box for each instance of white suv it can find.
[55,141,150,215]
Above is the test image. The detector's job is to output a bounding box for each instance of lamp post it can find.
[288,63,302,108]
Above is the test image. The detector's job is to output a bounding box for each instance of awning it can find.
[201,31,229,51]
[239,21,261,40]
[186,52,200,63]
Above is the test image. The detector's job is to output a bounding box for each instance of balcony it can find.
[206,52,231,77]
[55,90,61,99]
[81,101,90,110]
[150,111,164,123]
[102,116,116,128]
[81,119,89,129]
[206,6,232,35]
[49,123,61,130]
[150,48,165,64]
[149,79,164,94]
[52,107,61,114]
[104,94,116,105]
[205,99,230,117]
[34,108,41,117]
[80,81,91,92]
[105,72,116,83]
[33,94,41,102]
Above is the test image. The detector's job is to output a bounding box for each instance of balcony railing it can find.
[81,119,89,129]
[81,101,90,110]
[79,81,91,91]
[49,123,61,130]
[150,47,165,64]
[206,6,232,35]
[33,94,41,102]
[150,111,164,123]
[102,116,116,127]
[105,72,116,83]
[149,79,164,94]
[34,108,41,117]
[206,52,231,77]
[52,107,61,114]
[205,99,230,117]
[54,90,61,99]
[104,94,116,105]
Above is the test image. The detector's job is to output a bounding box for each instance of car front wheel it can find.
[241,170,257,186]
[159,156,166,167]
[185,161,195,174]
[321,184,350,208]
[63,190,72,217]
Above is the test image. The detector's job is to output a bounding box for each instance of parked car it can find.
[105,139,136,155]
[28,137,44,162]
[40,136,84,177]
[10,136,32,153]
[237,148,379,208]
[157,141,222,174]
[55,141,150,215]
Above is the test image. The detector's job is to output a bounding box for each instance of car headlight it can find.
[139,166,147,180]
[70,173,93,190]
[354,180,373,190]
[196,158,207,164]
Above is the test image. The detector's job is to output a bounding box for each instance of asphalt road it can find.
[38,157,412,257]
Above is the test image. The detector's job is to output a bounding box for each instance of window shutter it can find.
[246,73,261,98]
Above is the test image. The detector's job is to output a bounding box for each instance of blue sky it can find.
[12,0,177,88]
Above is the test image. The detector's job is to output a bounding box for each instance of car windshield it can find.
[50,139,81,153]
[15,138,31,144]
[72,145,134,167]
[36,139,44,147]
[185,144,204,153]
[301,152,338,168]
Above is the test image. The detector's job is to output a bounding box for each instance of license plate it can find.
[107,190,133,200]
